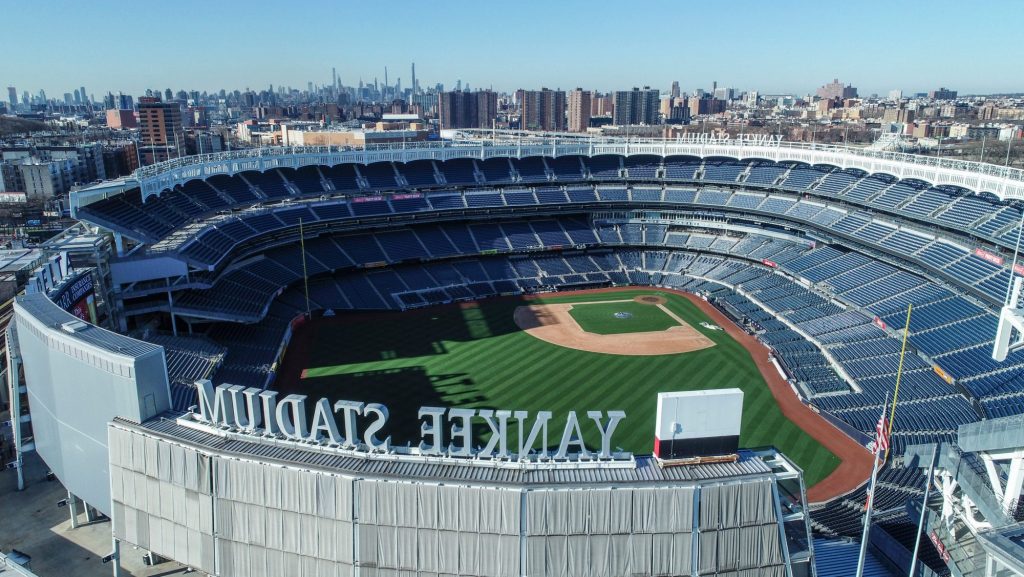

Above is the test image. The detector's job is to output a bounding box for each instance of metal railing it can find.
[0,551,39,577]
[131,132,1024,185]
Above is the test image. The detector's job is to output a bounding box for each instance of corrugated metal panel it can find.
[126,415,773,487]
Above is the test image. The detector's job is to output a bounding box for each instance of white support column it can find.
[67,491,79,529]
[110,536,121,577]
[940,473,958,521]
[993,278,1023,362]
[1002,450,1024,513]
[167,288,177,337]
[5,326,24,491]
[982,454,1005,502]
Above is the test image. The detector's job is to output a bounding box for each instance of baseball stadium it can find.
[7,134,1024,576]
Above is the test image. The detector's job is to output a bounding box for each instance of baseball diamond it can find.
[277,289,845,489]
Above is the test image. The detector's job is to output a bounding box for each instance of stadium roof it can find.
[127,414,780,487]
[15,292,161,358]
[73,136,1024,202]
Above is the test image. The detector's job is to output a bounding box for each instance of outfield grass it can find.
[567,300,679,335]
[281,290,840,486]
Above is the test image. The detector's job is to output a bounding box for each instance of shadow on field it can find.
[285,366,442,444]
[272,289,632,452]
[282,364,568,451]
[295,295,536,366]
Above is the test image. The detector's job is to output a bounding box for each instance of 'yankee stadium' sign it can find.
[191,381,628,461]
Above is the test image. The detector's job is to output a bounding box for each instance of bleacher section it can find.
[141,333,227,411]
[167,212,1024,431]
[83,155,1024,262]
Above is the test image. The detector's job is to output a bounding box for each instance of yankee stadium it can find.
[6,132,1024,577]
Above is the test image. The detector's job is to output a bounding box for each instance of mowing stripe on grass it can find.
[281,291,840,486]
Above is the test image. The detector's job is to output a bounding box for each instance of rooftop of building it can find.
[15,292,160,358]
[123,413,794,488]
[0,249,42,273]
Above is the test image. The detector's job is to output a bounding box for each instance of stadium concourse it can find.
[12,136,1024,575]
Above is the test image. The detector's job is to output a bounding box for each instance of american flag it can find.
[874,414,890,454]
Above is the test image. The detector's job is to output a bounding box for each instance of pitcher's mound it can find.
[514,300,715,356]
[635,295,668,305]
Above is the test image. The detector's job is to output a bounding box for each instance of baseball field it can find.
[275,288,847,489]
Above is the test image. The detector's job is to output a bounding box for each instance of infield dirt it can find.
[514,299,715,355]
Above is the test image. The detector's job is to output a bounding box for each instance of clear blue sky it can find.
[5,0,1022,98]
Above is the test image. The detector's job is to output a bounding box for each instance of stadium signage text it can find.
[192,381,628,461]
[674,133,784,146]
[53,275,93,312]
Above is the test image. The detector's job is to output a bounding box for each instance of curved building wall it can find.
[13,293,171,514]
[108,419,798,577]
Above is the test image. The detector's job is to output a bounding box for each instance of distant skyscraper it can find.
[80,86,87,104]
[591,93,612,117]
[438,90,497,130]
[7,87,16,108]
[667,97,691,123]
[816,78,857,100]
[521,88,566,132]
[928,87,957,100]
[688,95,726,117]
[138,97,184,165]
[670,81,680,99]
[567,89,592,133]
[613,87,660,125]
[73,89,81,104]
[713,87,737,101]
[411,62,417,95]
[888,89,903,101]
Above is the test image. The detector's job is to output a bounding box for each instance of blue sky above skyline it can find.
[5,0,1023,99]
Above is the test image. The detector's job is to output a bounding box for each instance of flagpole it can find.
[856,390,889,577]
[299,218,311,317]
[886,303,913,462]
[908,444,939,577]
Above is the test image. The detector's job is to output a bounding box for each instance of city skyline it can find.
[6,0,1024,99]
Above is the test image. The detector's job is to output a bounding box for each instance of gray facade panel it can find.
[109,421,795,577]
[15,296,170,515]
